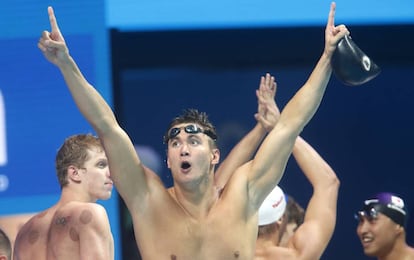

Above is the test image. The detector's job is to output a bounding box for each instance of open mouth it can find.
[181,161,191,170]
[361,235,373,246]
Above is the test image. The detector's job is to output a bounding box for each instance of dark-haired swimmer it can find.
[356,192,414,260]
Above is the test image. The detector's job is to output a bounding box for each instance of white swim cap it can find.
[258,185,286,226]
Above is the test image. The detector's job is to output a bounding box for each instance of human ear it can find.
[166,158,171,169]
[211,149,220,165]
[395,224,404,235]
[68,165,81,182]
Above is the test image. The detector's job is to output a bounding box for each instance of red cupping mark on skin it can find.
[69,227,79,241]
[28,230,39,244]
[80,210,92,224]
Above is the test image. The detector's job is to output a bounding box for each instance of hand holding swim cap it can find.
[331,35,381,86]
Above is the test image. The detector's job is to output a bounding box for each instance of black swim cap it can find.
[360,192,407,227]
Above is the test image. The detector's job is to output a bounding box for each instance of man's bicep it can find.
[289,221,331,260]
[302,189,338,240]
[101,126,150,203]
[247,127,295,205]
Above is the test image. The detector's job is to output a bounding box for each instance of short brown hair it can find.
[55,134,103,188]
[285,195,305,226]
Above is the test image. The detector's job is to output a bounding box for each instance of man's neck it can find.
[170,184,218,219]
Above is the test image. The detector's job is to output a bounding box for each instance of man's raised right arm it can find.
[38,7,149,207]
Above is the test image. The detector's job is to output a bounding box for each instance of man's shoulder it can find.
[55,202,109,228]
[407,245,414,258]
[17,209,53,233]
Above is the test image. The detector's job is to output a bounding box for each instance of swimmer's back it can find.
[14,202,114,260]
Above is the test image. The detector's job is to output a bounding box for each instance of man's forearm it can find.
[58,55,117,133]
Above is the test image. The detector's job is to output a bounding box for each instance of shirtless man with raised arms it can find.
[36,2,348,259]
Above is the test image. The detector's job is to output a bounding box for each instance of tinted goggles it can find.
[355,207,378,222]
[355,203,407,227]
[164,124,217,143]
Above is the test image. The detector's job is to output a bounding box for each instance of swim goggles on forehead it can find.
[354,203,407,227]
[163,124,217,143]
[355,207,379,222]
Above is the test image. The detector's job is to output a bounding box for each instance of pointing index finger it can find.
[48,6,61,34]
[327,2,336,30]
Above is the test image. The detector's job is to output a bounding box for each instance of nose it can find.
[180,142,190,156]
